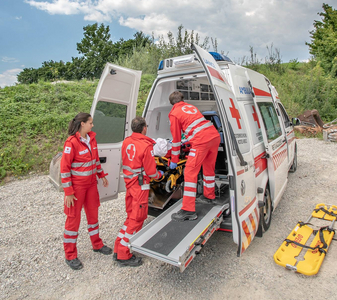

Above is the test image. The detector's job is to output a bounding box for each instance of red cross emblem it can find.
[126,144,136,161]
[252,105,260,128]
[229,98,241,129]
[182,105,197,114]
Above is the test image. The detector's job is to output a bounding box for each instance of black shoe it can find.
[65,258,83,270]
[117,255,142,267]
[171,209,197,221]
[113,253,117,261]
[93,245,113,255]
[198,195,215,204]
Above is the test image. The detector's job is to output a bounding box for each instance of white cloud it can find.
[0,69,23,88]
[24,0,325,61]
[15,16,22,20]
[2,57,20,63]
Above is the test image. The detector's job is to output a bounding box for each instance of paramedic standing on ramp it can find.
[61,112,112,271]
[168,91,220,221]
[113,117,163,267]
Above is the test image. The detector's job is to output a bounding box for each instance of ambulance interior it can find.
[145,75,231,220]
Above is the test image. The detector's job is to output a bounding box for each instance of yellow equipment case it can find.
[274,203,337,276]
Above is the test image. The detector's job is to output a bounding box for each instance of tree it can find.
[306,3,337,76]
[76,23,115,79]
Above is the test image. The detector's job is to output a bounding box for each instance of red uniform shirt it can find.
[60,131,107,196]
[168,102,220,163]
[122,132,161,189]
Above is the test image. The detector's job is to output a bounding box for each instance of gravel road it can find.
[1,138,337,300]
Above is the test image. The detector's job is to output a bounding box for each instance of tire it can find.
[261,187,273,232]
[289,143,297,173]
[165,180,173,193]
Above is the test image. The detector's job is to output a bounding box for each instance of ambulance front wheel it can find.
[261,187,273,231]
[289,143,297,173]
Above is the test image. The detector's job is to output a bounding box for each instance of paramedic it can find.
[113,117,163,267]
[168,91,220,221]
[61,112,112,270]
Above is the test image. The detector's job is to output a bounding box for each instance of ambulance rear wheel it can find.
[262,187,272,231]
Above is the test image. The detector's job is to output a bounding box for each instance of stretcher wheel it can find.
[165,180,173,193]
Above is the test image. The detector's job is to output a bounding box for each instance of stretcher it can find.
[152,156,187,192]
[273,203,337,275]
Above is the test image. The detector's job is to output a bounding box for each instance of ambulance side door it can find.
[276,101,296,170]
[245,70,288,208]
[193,44,259,256]
[90,63,141,202]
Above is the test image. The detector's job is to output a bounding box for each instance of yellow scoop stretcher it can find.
[273,203,337,276]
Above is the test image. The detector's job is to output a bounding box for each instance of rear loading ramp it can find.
[129,199,229,272]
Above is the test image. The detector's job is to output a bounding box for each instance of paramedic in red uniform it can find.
[113,117,163,267]
[61,112,112,270]
[169,91,220,221]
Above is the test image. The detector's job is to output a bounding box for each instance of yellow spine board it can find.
[273,204,336,276]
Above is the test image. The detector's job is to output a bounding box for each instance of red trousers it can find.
[182,135,220,212]
[114,185,149,260]
[63,181,104,260]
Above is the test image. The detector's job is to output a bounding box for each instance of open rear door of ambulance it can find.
[245,69,288,207]
[192,44,259,256]
[90,63,141,202]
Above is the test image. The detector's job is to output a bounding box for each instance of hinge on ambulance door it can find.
[229,176,234,190]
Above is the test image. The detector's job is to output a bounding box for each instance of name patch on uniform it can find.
[79,149,89,155]
[64,147,71,154]
[151,150,154,157]
[189,152,196,157]
[93,147,97,150]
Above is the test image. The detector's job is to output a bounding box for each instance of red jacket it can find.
[60,131,108,196]
[168,102,220,163]
[122,133,161,189]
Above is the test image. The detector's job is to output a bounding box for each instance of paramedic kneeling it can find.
[169,91,220,221]
[113,117,163,267]
[61,113,112,271]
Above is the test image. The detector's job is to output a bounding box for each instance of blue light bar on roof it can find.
[209,52,232,62]
[158,60,164,70]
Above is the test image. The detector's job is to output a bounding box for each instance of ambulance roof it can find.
[157,52,233,76]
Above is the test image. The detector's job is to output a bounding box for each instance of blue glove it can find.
[159,170,164,177]
[169,162,177,169]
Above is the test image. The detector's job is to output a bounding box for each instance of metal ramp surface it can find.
[129,199,229,272]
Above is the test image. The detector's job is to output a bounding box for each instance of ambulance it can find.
[90,44,297,272]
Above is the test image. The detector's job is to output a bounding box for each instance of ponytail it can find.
[68,112,91,136]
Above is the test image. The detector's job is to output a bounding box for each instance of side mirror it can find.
[292,117,300,126]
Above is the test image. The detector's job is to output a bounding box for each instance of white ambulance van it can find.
[91,44,297,271]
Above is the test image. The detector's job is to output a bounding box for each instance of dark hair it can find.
[169,91,184,105]
[68,112,91,136]
[131,117,146,133]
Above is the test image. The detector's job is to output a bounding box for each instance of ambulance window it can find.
[244,104,263,145]
[257,102,282,142]
[92,101,127,144]
[277,103,291,128]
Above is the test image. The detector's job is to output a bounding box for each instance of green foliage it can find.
[306,3,337,76]
[0,81,96,180]
[17,24,213,84]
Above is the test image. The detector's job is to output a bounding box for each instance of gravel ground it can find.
[1,138,337,300]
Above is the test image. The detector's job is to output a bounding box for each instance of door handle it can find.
[99,157,107,164]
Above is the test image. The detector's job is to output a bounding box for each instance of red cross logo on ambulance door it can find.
[229,98,242,129]
[126,144,136,161]
[252,106,260,128]
[182,105,197,114]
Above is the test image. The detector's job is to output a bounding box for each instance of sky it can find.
[0,0,329,88]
